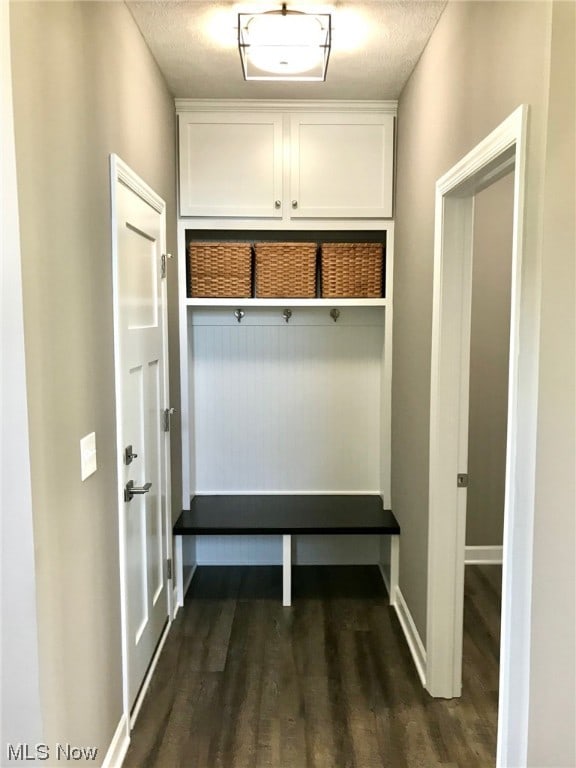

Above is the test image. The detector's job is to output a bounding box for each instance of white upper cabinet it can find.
[289,113,394,219]
[177,102,396,221]
[179,112,283,218]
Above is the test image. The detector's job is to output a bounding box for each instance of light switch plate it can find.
[80,432,97,481]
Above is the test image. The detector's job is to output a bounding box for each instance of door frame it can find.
[109,154,173,727]
[426,106,537,767]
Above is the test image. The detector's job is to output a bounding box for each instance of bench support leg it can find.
[389,535,399,607]
[282,534,292,607]
[174,535,184,609]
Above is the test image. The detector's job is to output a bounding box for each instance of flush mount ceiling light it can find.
[238,3,331,82]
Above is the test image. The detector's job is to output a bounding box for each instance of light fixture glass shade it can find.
[238,6,331,81]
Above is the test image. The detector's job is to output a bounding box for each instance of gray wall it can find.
[528,2,575,764]
[393,0,551,642]
[394,0,575,764]
[9,1,177,759]
[467,173,514,547]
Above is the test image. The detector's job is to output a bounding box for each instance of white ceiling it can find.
[127,1,447,100]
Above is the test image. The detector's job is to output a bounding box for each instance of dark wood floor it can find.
[124,564,501,768]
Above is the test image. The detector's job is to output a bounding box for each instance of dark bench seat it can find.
[173,494,400,606]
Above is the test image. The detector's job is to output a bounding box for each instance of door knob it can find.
[274,200,281,209]
[291,200,298,209]
[124,480,152,502]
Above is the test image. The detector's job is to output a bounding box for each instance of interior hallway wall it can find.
[393,0,552,642]
[528,2,575,764]
[393,1,575,764]
[9,1,177,759]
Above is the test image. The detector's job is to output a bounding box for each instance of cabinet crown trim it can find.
[175,98,397,115]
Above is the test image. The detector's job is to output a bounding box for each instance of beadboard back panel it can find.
[195,534,380,566]
[188,308,385,494]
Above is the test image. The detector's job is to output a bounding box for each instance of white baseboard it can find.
[101,713,129,768]
[129,619,171,729]
[465,545,503,564]
[392,586,427,687]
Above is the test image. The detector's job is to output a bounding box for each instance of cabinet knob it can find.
[291,200,298,209]
[274,200,281,209]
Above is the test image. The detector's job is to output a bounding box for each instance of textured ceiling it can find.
[127,1,447,100]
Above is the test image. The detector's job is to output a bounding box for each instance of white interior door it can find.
[111,157,170,715]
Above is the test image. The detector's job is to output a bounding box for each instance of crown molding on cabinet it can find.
[175,99,397,115]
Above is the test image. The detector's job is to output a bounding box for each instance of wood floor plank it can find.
[124,564,500,768]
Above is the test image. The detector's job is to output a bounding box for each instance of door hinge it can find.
[161,252,172,279]
[167,558,172,580]
[457,473,469,488]
[163,407,175,432]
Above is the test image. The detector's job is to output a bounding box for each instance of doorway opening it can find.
[426,105,538,767]
[461,168,515,752]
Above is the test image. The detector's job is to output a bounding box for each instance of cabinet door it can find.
[179,112,283,218]
[290,113,394,218]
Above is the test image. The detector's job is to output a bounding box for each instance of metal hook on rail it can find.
[234,309,245,323]
[282,309,292,324]
[330,308,340,323]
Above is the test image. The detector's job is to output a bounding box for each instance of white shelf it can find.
[186,297,388,308]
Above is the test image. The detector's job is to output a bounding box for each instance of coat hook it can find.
[282,308,292,323]
[330,308,340,323]
[234,308,245,323]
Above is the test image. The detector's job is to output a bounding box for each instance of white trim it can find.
[101,714,130,768]
[186,297,388,308]
[175,98,397,115]
[425,106,535,768]
[177,217,393,232]
[185,489,383,496]
[282,534,292,607]
[177,223,191,508]
[393,586,427,687]
[110,152,131,727]
[389,536,399,606]
[110,155,165,214]
[116,168,164,215]
[174,534,184,608]
[129,620,171,729]
[465,546,503,565]
[427,193,474,699]
[381,225,394,509]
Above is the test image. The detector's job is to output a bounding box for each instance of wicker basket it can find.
[188,242,252,298]
[321,243,384,298]
[254,242,317,298]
